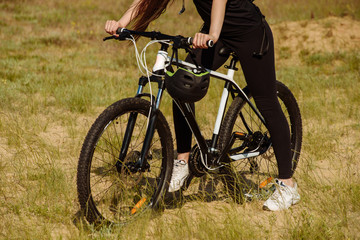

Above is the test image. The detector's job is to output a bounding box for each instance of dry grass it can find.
[1,0,360,239]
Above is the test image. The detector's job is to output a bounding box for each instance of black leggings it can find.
[173,22,293,179]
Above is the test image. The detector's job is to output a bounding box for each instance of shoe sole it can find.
[263,198,300,211]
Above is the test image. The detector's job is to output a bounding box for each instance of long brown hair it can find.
[131,0,174,33]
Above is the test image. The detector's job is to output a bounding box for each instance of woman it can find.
[105,0,300,211]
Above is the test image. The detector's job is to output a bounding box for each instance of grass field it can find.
[1,0,360,239]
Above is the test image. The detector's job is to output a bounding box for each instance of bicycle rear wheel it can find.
[218,81,302,203]
[77,98,173,225]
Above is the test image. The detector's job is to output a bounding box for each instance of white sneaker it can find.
[263,179,300,211]
[168,159,189,192]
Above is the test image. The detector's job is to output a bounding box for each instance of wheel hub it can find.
[116,151,150,174]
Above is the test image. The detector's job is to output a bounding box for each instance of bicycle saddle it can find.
[218,46,236,59]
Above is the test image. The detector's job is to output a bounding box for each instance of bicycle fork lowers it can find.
[117,44,170,173]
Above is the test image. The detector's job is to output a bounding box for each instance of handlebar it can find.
[103,28,214,48]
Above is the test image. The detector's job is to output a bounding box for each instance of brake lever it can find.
[103,35,117,41]
[103,29,131,41]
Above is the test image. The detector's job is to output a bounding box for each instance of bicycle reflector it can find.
[131,197,147,215]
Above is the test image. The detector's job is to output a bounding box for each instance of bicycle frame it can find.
[119,42,267,172]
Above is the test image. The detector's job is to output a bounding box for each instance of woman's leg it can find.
[169,42,228,192]
[172,42,229,161]
[172,101,193,161]
[223,22,299,210]
[224,22,293,183]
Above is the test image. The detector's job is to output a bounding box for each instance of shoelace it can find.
[269,180,287,200]
[174,159,186,167]
[269,187,283,200]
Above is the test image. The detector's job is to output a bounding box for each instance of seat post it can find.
[228,55,239,71]
[225,55,239,80]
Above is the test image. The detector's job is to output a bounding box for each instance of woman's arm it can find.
[105,0,141,35]
[193,0,227,49]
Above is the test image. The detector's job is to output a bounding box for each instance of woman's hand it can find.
[105,20,124,35]
[192,33,217,49]
[104,0,140,35]
[192,0,227,49]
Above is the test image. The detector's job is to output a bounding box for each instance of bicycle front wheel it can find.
[77,98,173,226]
[218,81,302,203]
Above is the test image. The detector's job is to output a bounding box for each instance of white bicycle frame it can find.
[148,49,267,170]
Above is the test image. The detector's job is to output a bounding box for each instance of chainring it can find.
[188,140,213,177]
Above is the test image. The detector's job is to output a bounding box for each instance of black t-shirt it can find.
[193,0,262,36]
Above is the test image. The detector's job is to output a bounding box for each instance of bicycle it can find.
[76,28,302,226]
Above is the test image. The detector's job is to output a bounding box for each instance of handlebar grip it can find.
[187,37,214,48]
[103,28,127,41]
[116,28,127,34]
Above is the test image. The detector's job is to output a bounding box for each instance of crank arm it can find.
[229,151,261,161]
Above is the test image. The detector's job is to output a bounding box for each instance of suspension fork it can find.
[118,44,169,171]
[137,80,165,171]
[117,82,145,163]
[118,76,165,172]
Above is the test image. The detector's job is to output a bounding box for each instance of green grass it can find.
[1,0,360,239]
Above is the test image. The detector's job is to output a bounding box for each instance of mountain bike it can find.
[76,29,302,226]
